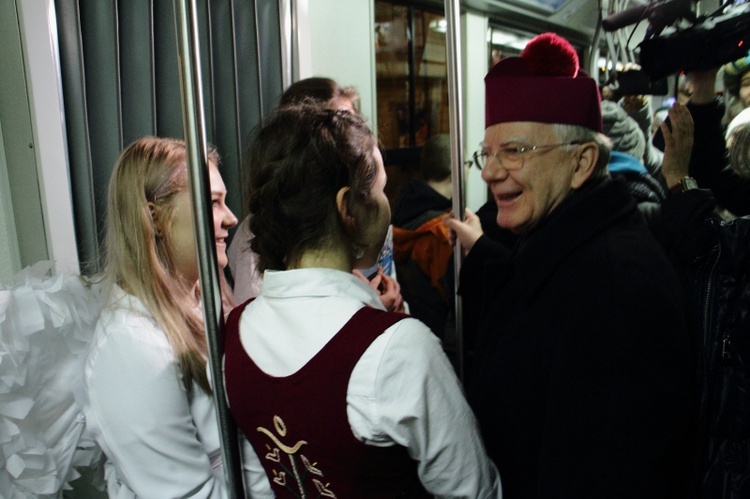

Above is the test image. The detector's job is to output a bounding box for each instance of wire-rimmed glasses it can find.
[472,140,585,170]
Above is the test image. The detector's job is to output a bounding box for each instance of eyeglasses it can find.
[472,140,585,171]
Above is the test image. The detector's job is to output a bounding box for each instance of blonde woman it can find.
[78,137,245,497]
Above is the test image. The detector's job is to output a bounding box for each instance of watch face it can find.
[681,177,698,191]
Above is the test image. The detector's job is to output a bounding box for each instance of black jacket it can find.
[695,217,750,498]
[659,189,750,498]
[460,178,696,498]
[392,178,452,228]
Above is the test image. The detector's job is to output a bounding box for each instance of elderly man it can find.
[448,33,695,498]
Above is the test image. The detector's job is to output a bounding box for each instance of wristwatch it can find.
[670,176,698,194]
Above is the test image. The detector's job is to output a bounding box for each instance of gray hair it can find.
[728,123,750,178]
[551,123,611,180]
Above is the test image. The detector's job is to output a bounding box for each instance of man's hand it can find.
[660,102,695,190]
[444,208,484,256]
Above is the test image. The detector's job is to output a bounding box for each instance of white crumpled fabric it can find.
[0,261,105,497]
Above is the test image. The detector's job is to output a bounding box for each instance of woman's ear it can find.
[336,186,356,232]
[148,201,163,237]
[570,142,599,189]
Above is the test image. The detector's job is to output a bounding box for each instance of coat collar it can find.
[508,177,638,300]
[392,178,452,227]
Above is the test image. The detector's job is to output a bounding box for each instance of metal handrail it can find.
[173,0,244,496]
[444,0,466,383]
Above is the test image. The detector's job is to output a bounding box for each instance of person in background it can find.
[621,92,665,173]
[77,137,256,497]
[657,100,750,499]
[680,68,750,216]
[227,77,404,312]
[726,107,750,177]
[722,53,750,124]
[224,103,501,497]
[392,134,455,341]
[277,75,360,113]
[600,99,667,223]
[446,32,695,498]
[677,72,695,105]
[601,63,665,174]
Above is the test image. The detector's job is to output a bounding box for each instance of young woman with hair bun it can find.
[224,104,501,498]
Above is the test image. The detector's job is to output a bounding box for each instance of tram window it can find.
[487,27,533,69]
[374,1,449,152]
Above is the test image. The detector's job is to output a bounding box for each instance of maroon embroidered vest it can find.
[225,301,430,498]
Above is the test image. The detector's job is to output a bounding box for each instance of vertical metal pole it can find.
[290,0,299,84]
[278,0,299,88]
[407,6,417,146]
[173,0,244,496]
[590,0,604,76]
[444,0,466,382]
[252,2,266,117]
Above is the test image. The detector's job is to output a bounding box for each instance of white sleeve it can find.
[241,435,274,498]
[373,319,502,499]
[83,315,227,498]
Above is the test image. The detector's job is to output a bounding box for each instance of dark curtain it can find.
[55,0,283,271]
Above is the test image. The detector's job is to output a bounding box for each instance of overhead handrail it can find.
[173,0,244,496]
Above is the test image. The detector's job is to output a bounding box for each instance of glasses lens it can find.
[498,146,523,169]
[473,151,485,170]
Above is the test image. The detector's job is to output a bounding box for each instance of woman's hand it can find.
[353,268,405,313]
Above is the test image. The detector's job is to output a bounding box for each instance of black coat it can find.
[657,188,750,498]
[460,178,696,499]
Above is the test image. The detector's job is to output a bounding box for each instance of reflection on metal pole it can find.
[291,0,299,83]
[173,0,244,496]
[444,0,466,382]
[279,0,293,89]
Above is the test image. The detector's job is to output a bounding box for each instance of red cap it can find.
[485,33,602,132]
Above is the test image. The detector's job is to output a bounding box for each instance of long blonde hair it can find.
[103,136,219,393]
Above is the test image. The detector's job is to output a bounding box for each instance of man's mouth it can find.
[496,191,521,202]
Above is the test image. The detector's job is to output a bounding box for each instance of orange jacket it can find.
[393,214,453,298]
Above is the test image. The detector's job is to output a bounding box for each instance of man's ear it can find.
[570,142,599,189]
[336,186,356,231]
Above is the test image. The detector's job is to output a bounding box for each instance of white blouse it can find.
[78,285,261,498]
[235,268,502,499]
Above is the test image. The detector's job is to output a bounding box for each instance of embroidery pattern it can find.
[257,415,336,498]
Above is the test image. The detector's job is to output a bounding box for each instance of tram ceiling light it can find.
[637,1,750,79]
[597,57,625,71]
[429,19,447,33]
